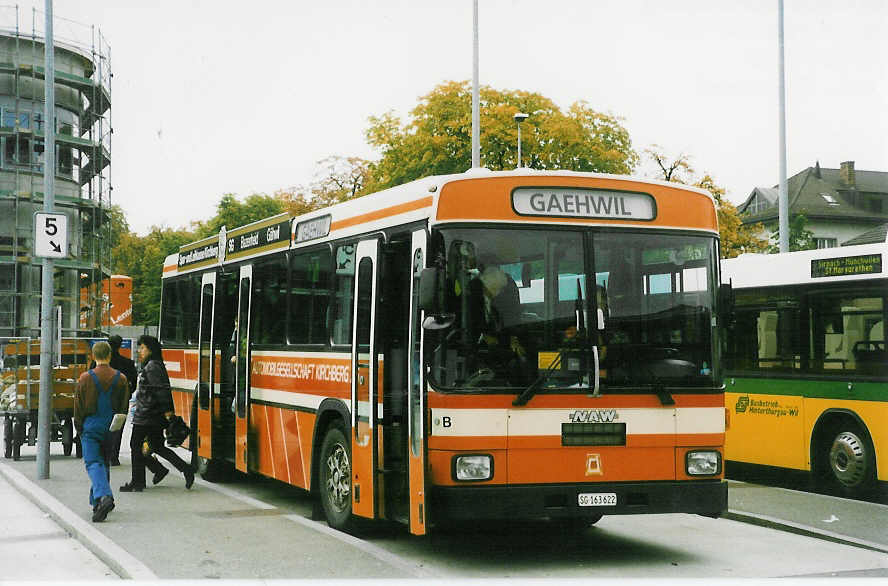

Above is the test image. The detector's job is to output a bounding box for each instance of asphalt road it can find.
[4,440,887,579]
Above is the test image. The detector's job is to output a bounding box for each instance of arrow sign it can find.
[34,212,68,258]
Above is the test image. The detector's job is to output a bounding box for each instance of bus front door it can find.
[351,239,379,520]
[234,265,252,473]
[407,229,428,535]
[196,272,217,460]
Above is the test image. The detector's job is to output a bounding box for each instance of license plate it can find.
[578,492,617,507]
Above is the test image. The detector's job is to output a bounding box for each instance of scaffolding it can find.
[0,4,111,338]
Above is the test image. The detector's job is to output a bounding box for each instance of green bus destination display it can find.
[811,253,882,278]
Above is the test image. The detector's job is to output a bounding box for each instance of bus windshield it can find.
[427,227,718,392]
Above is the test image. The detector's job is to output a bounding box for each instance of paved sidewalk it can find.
[1,442,418,580]
[0,464,119,580]
[3,435,886,580]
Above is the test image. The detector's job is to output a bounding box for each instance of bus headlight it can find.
[686,450,721,476]
[453,454,493,481]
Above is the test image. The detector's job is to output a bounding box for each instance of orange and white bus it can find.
[159,169,729,534]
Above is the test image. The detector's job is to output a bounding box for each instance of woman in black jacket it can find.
[120,335,194,491]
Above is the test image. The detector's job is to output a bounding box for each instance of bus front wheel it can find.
[319,425,353,532]
[819,421,876,497]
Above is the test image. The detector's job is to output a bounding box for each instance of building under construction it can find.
[0,6,111,338]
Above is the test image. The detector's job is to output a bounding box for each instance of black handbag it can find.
[165,414,190,447]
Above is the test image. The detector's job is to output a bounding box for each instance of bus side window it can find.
[810,295,884,374]
[159,279,183,344]
[252,257,288,345]
[330,244,356,346]
[289,248,332,345]
[187,274,202,344]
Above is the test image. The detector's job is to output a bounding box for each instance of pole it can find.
[777,0,789,253]
[516,121,522,168]
[37,0,56,479]
[471,0,480,169]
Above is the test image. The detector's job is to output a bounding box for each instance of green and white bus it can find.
[722,242,886,498]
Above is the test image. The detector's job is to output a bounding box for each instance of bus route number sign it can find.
[811,254,882,278]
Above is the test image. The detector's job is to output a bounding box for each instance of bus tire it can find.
[318,424,353,532]
[61,418,73,456]
[819,420,876,497]
[12,418,24,461]
[3,417,12,459]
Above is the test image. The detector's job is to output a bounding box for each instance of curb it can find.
[0,462,157,580]
[725,508,888,555]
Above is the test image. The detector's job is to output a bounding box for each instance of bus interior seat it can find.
[870,320,883,343]
[853,320,886,375]
[757,312,778,363]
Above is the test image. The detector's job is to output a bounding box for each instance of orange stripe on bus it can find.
[436,176,718,230]
[428,392,724,409]
[428,436,508,450]
[330,196,434,232]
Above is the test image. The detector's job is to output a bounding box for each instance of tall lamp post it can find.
[514,112,528,168]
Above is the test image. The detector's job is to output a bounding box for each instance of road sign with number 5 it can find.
[34,212,68,258]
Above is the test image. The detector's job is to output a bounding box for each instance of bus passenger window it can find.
[252,257,288,345]
[810,295,885,374]
[289,248,332,345]
[330,244,356,346]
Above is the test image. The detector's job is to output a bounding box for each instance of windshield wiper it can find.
[512,347,567,406]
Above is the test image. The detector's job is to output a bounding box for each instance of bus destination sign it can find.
[295,215,332,244]
[512,187,656,221]
[811,253,882,278]
[226,218,291,260]
[178,236,221,270]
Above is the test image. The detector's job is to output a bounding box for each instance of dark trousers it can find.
[129,424,191,487]
[108,427,123,463]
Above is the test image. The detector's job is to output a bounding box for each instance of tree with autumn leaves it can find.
[364,81,638,191]
[112,81,767,324]
[645,146,768,258]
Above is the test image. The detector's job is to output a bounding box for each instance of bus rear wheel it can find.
[819,421,876,497]
[319,425,353,532]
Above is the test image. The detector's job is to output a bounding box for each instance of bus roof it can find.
[164,169,719,278]
[722,241,886,289]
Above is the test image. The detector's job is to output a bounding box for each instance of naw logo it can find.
[735,395,750,413]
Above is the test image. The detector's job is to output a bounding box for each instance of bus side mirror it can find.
[419,267,456,331]
[418,267,441,313]
[718,281,734,328]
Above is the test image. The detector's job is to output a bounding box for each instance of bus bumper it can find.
[431,480,727,520]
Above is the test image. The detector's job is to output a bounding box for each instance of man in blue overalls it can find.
[74,341,130,522]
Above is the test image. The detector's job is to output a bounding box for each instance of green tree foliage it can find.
[106,204,130,251]
[192,192,286,239]
[644,147,769,259]
[112,226,194,325]
[767,212,815,253]
[277,155,372,217]
[364,81,639,191]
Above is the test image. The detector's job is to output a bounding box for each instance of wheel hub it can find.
[829,431,866,488]
[325,443,351,511]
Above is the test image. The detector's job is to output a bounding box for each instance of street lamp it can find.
[514,112,529,168]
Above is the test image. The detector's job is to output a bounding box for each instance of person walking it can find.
[74,341,130,522]
[88,335,137,466]
[120,334,194,492]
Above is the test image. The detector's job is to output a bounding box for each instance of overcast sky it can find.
[7,0,887,234]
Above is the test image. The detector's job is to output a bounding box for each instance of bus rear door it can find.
[235,265,252,473]
[197,272,217,459]
[407,229,428,535]
[351,238,380,519]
